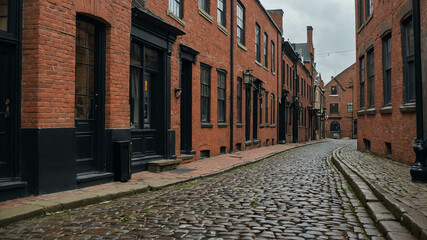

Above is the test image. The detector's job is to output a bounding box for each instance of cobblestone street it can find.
[0,141,382,239]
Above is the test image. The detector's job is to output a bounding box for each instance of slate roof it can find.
[293,43,310,63]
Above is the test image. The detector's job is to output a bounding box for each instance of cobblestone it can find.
[338,140,427,219]
[0,141,379,239]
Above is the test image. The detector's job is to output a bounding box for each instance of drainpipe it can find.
[410,0,427,183]
[292,61,299,143]
[229,0,235,153]
[276,32,280,143]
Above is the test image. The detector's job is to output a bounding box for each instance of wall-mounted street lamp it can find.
[243,69,254,84]
[174,88,182,98]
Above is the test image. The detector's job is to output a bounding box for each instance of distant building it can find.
[355,0,426,164]
[325,64,357,139]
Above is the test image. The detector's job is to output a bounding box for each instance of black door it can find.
[130,41,165,170]
[245,85,251,141]
[253,89,258,139]
[0,46,13,178]
[0,0,19,179]
[180,59,192,153]
[75,18,105,174]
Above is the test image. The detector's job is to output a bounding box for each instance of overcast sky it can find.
[260,0,356,83]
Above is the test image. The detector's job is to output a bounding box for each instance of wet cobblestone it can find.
[338,140,427,218]
[0,141,380,239]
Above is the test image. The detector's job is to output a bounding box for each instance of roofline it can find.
[333,63,356,80]
[255,0,283,35]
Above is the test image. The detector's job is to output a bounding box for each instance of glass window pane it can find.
[144,73,151,128]
[131,43,141,66]
[0,0,8,32]
[130,67,141,128]
[75,95,94,120]
[145,48,158,70]
[76,46,94,65]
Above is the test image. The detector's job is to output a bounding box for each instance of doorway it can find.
[180,59,193,154]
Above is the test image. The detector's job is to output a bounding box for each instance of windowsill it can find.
[255,60,262,67]
[358,23,365,34]
[260,124,265,128]
[400,102,416,113]
[236,123,243,128]
[217,24,228,35]
[329,94,338,97]
[201,122,213,128]
[366,107,377,115]
[357,109,365,116]
[253,139,261,144]
[237,42,247,51]
[218,123,228,128]
[365,14,373,26]
[272,72,276,76]
[263,66,269,72]
[166,10,186,27]
[270,124,276,128]
[265,123,270,128]
[245,140,253,146]
[198,8,213,23]
[379,105,392,114]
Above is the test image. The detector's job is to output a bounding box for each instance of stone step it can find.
[180,154,195,161]
[147,159,182,173]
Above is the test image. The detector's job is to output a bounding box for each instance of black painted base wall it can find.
[22,128,76,195]
[105,129,131,173]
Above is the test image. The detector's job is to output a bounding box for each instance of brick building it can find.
[355,0,426,165]
[325,64,357,139]
[0,0,322,200]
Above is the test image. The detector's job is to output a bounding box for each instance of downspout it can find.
[276,32,280,143]
[229,0,235,153]
[410,0,427,182]
[293,60,298,143]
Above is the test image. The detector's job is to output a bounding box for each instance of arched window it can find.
[330,121,341,132]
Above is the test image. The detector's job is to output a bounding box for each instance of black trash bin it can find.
[113,141,132,182]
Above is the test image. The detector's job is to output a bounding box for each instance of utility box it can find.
[113,141,132,182]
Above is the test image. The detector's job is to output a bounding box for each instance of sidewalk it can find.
[0,140,327,227]
[332,140,427,240]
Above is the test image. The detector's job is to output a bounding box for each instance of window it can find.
[201,64,211,123]
[265,92,268,124]
[237,77,242,123]
[199,0,210,14]
[331,86,338,95]
[0,0,7,31]
[217,0,225,26]
[217,70,226,123]
[367,49,375,108]
[264,33,268,67]
[365,0,373,19]
[255,23,260,62]
[382,33,392,106]
[271,41,275,73]
[237,2,245,45]
[347,102,353,112]
[402,17,415,103]
[169,0,183,18]
[358,0,364,27]
[330,103,339,114]
[286,64,289,86]
[360,56,365,108]
[272,94,275,124]
[130,43,159,129]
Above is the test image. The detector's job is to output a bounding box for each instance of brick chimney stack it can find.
[267,9,284,33]
[307,26,313,44]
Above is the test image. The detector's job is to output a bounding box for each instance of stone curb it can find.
[0,140,328,227]
[331,146,420,240]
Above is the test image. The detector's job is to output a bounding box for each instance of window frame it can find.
[358,0,364,28]
[359,56,365,109]
[367,48,375,108]
[402,16,416,103]
[255,23,260,62]
[217,69,227,123]
[168,0,183,19]
[347,102,353,112]
[199,0,210,14]
[265,91,268,124]
[382,33,392,106]
[200,63,212,123]
[330,103,339,114]
[271,41,275,73]
[236,1,245,45]
[264,33,268,68]
[331,86,338,95]
[365,0,373,20]
[217,0,225,27]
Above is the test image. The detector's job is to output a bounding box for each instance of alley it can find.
[0,141,381,239]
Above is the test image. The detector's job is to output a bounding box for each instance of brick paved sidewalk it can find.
[333,140,427,239]
[0,140,327,227]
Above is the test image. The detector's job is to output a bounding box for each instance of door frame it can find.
[0,0,22,180]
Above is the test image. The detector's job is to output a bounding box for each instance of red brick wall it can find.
[22,0,132,129]
[325,64,356,139]
[146,0,282,160]
[355,0,425,164]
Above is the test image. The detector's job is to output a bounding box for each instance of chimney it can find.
[267,9,284,33]
[307,26,313,44]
